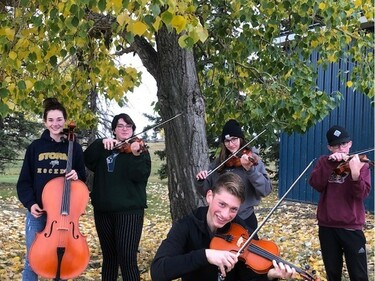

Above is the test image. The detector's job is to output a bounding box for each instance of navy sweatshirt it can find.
[16,129,87,211]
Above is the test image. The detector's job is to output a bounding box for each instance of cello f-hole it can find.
[44,220,57,238]
[70,221,79,239]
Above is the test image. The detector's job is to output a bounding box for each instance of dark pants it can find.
[319,226,368,281]
[243,212,259,239]
[94,211,144,281]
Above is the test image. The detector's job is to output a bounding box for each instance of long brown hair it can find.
[217,138,247,172]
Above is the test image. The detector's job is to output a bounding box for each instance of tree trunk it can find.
[150,28,209,221]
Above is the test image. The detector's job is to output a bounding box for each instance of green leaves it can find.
[195,0,373,135]
[0,0,373,133]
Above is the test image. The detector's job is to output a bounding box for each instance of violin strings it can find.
[248,244,305,274]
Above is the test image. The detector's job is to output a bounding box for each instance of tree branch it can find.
[130,35,159,80]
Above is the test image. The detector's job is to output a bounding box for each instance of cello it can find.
[29,122,90,280]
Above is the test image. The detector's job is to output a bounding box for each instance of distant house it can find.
[278,50,374,212]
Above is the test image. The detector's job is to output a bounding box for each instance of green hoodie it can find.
[84,139,151,213]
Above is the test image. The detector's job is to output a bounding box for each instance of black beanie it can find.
[221,119,244,142]
[326,125,351,146]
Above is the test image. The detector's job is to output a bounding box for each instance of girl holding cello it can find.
[84,113,151,281]
[196,119,272,232]
[16,97,87,281]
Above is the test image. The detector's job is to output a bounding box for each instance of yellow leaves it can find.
[353,0,362,8]
[133,21,148,36]
[188,24,208,44]
[8,51,17,60]
[125,66,138,77]
[117,12,130,27]
[0,27,15,41]
[292,111,301,120]
[153,16,162,32]
[29,45,42,61]
[15,38,30,49]
[284,68,293,80]
[238,68,249,78]
[310,39,320,49]
[23,79,34,90]
[328,53,336,62]
[45,45,59,61]
[108,0,123,13]
[126,20,148,36]
[75,37,87,48]
[171,15,187,34]
[345,8,355,17]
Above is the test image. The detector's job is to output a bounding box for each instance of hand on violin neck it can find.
[240,154,257,171]
[349,154,365,181]
[328,152,349,162]
[205,249,238,277]
[130,141,142,156]
[102,138,118,150]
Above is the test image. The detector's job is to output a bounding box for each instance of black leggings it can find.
[94,211,144,281]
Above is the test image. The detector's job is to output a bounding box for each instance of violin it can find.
[225,149,259,168]
[334,154,374,175]
[110,113,183,154]
[210,223,319,281]
[113,137,149,154]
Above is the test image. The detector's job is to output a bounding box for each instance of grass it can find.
[0,182,16,197]
[0,142,167,196]
[146,142,167,183]
[1,163,21,185]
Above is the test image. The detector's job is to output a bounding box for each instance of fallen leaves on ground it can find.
[0,183,373,281]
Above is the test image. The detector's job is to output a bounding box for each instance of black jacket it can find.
[151,206,269,281]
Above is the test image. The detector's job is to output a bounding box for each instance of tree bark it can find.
[135,27,209,221]
[77,11,211,221]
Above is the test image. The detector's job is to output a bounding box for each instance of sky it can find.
[112,54,158,135]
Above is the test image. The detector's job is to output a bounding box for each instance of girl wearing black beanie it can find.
[195,119,272,234]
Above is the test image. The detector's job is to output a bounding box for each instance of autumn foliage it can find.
[0,182,373,281]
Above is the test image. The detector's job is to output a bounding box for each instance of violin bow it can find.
[237,158,316,253]
[207,128,267,177]
[350,147,375,155]
[112,113,183,150]
[217,159,317,281]
[216,158,316,281]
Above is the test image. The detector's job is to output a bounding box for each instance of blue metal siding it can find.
[279,55,374,212]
